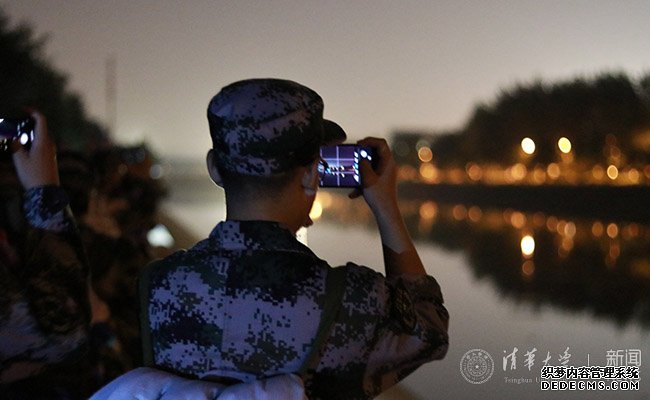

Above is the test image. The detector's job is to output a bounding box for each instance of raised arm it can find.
[353,137,426,278]
[0,111,90,383]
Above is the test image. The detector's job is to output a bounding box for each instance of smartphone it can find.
[0,117,35,152]
[318,144,374,188]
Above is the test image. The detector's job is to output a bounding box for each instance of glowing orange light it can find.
[418,147,433,163]
[510,212,526,229]
[564,222,576,239]
[419,163,438,182]
[452,205,467,221]
[532,167,546,184]
[591,222,604,237]
[627,168,640,183]
[419,201,438,220]
[606,223,619,239]
[510,163,527,181]
[607,165,619,180]
[623,224,639,239]
[591,165,605,181]
[466,163,483,181]
[468,206,482,222]
[547,163,560,180]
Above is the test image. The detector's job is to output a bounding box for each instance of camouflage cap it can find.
[207,78,346,176]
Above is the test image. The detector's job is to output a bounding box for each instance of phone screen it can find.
[318,144,373,188]
[0,117,35,152]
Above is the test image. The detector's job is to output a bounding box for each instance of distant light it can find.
[419,163,438,182]
[592,222,604,237]
[510,211,526,228]
[419,201,438,220]
[466,163,483,181]
[547,163,560,180]
[532,167,546,184]
[627,168,640,183]
[418,147,433,163]
[0,119,4,123]
[558,137,572,154]
[591,165,605,181]
[510,163,527,181]
[521,235,535,257]
[147,224,175,248]
[564,222,576,238]
[468,206,482,222]
[522,260,535,276]
[521,138,536,155]
[452,205,467,221]
[606,223,619,239]
[606,165,619,180]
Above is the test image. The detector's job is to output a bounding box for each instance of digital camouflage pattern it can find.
[0,186,89,383]
[207,79,346,176]
[144,220,449,400]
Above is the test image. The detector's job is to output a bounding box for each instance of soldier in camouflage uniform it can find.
[141,79,449,399]
[0,112,90,395]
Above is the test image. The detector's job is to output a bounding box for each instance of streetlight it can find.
[558,137,572,154]
[521,137,536,155]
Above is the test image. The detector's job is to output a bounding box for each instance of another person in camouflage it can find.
[0,112,90,394]
[140,79,449,399]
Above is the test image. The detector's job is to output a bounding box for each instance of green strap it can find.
[297,266,347,378]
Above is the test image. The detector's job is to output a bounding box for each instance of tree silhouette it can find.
[0,7,108,153]
[435,73,650,166]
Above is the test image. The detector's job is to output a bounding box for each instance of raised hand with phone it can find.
[10,111,60,190]
[0,110,89,390]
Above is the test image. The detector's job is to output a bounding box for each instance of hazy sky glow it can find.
[3,0,650,158]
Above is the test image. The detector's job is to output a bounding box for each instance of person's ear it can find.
[301,160,319,197]
[206,150,224,187]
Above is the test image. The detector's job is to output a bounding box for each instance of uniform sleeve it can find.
[362,272,449,397]
[0,186,90,383]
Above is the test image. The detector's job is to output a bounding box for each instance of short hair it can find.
[213,150,318,198]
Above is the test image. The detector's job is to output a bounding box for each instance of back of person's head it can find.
[206,78,346,198]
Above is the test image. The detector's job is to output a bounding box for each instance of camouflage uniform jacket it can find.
[143,220,449,399]
[0,186,90,384]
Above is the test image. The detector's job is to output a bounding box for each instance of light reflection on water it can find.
[162,181,649,399]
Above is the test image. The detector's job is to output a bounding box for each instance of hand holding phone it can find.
[11,111,60,190]
[318,144,375,188]
[0,117,35,153]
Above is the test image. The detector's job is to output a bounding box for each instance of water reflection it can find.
[313,190,650,329]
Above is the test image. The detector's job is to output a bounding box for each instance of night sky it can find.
[3,0,650,157]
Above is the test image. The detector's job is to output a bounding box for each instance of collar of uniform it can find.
[209,220,313,254]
